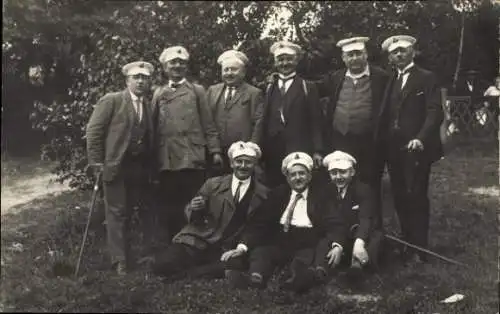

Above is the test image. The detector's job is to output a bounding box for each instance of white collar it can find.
[232,175,251,186]
[346,66,370,80]
[278,72,296,81]
[291,188,308,200]
[398,62,414,75]
[169,78,187,87]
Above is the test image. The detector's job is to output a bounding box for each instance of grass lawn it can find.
[1,145,498,313]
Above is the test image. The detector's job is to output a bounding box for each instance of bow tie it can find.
[170,82,182,89]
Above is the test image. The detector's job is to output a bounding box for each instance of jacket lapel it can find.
[218,176,235,210]
[326,70,346,125]
[246,179,268,217]
[283,77,302,119]
[400,66,420,104]
[377,71,397,120]
[213,83,225,111]
[306,189,316,225]
[122,90,135,124]
[369,66,384,117]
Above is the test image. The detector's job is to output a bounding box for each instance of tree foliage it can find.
[2,0,498,189]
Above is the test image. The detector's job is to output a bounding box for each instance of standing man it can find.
[151,141,268,278]
[86,61,156,275]
[377,35,444,264]
[153,46,223,242]
[260,41,323,188]
[207,50,264,176]
[318,36,389,231]
[222,152,348,292]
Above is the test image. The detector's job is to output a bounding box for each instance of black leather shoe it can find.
[281,265,317,293]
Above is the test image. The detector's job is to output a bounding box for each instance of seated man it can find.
[151,141,269,278]
[221,152,348,292]
[313,150,383,282]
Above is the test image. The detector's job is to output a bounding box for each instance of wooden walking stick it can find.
[74,170,103,277]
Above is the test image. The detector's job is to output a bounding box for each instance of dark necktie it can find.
[226,87,234,106]
[233,181,242,204]
[283,193,303,232]
[396,70,408,90]
[279,77,294,95]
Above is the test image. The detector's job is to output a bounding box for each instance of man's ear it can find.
[350,168,356,177]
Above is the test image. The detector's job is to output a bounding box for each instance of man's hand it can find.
[86,163,104,177]
[212,153,223,168]
[407,139,424,152]
[189,196,206,212]
[351,238,369,267]
[220,245,247,262]
[326,246,343,267]
[312,153,323,169]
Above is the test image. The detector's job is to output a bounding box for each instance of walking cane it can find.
[384,234,468,267]
[74,169,103,277]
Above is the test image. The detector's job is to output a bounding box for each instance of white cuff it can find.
[331,242,343,252]
[236,243,248,252]
[354,238,365,249]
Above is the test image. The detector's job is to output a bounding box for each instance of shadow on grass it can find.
[0,148,498,313]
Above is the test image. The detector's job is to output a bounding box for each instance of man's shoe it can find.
[282,264,316,293]
[405,253,425,267]
[314,266,329,284]
[249,272,266,289]
[225,270,248,289]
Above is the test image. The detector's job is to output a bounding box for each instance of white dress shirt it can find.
[346,66,370,85]
[279,188,312,228]
[278,72,296,94]
[129,90,143,122]
[231,175,251,202]
[466,80,474,92]
[397,62,414,89]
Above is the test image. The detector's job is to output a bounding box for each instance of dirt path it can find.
[1,172,70,215]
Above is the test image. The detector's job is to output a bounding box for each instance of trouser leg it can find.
[152,243,198,276]
[158,169,206,242]
[103,177,130,267]
[386,149,411,243]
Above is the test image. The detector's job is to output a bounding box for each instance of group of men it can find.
[86,33,444,292]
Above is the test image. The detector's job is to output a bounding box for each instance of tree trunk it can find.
[452,12,465,91]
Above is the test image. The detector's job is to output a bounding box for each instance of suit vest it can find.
[127,115,147,156]
[334,76,373,135]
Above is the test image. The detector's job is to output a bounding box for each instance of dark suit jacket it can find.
[86,89,154,182]
[321,179,376,243]
[207,82,264,148]
[375,65,444,162]
[317,65,390,150]
[240,183,349,250]
[173,175,269,250]
[261,75,323,155]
